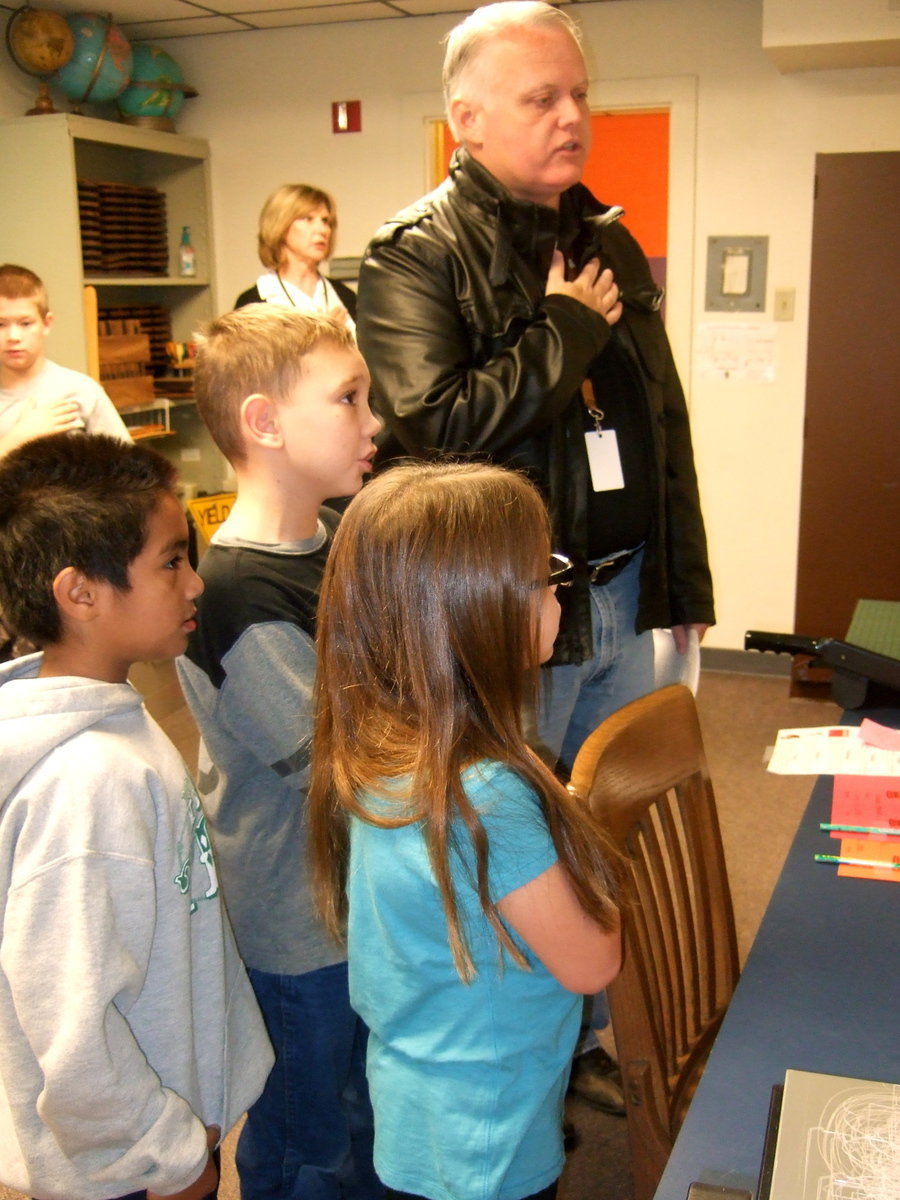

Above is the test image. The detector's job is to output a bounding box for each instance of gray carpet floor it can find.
[0,666,840,1200]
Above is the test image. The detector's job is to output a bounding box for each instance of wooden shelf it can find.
[0,113,217,374]
[84,275,211,287]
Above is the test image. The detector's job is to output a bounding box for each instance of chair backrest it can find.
[569,684,739,1200]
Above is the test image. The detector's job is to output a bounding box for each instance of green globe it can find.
[118,43,195,130]
[52,12,132,108]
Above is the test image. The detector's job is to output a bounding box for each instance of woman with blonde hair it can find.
[309,461,622,1200]
[234,183,356,332]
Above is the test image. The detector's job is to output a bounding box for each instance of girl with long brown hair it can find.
[309,461,621,1200]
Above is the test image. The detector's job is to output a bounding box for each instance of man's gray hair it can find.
[442,1,582,133]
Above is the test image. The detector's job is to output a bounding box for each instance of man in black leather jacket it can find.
[357,0,714,775]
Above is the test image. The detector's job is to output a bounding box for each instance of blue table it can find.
[653,706,900,1199]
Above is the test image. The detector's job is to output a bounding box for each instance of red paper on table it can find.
[829,775,900,835]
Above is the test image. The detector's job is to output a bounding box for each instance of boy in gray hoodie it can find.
[0,432,273,1200]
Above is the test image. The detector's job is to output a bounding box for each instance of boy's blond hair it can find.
[193,304,356,466]
[0,264,49,317]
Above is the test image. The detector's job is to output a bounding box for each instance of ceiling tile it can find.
[0,0,589,40]
[235,2,401,24]
[119,13,256,37]
[209,0,366,13]
[89,0,206,20]
[388,0,481,12]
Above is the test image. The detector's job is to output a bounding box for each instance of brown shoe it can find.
[567,1047,626,1116]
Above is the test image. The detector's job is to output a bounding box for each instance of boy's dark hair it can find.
[0,263,49,317]
[0,432,177,646]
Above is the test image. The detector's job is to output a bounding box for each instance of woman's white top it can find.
[255,270,356,335]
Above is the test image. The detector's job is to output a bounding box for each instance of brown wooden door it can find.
[794,151,900,639]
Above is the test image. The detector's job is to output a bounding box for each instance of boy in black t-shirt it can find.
[177,305,382,1200]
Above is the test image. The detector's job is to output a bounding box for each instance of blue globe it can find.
[52,13,132,106]
[118,44,190,124]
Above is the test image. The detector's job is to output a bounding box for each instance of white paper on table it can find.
[766,725,900,776]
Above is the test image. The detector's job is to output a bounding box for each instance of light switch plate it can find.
[705,236,768,312]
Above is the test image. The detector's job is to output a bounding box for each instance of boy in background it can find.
[177,306,382,1200]
[0,432,273,1200]
[0,263,130,457]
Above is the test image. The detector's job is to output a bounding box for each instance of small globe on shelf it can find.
[4,5,75,115]
[117,43,197,132]
[51,12,132,111]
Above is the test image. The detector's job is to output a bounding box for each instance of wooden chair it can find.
[569,684,740,1200]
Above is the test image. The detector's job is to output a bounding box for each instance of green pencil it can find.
[819,822,900,836]
[814,853,900,870]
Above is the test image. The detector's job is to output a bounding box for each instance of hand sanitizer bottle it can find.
[179,226,196,277]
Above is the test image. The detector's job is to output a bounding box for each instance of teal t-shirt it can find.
[347,760,582,1200]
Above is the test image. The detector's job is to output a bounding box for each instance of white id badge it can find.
[585,428,625,491]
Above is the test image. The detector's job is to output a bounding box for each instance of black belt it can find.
[588,545,642,587]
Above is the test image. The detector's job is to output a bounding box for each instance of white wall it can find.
[2,0,898,648]
[763,0,900,59]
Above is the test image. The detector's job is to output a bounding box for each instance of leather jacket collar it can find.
[449,149,624,287]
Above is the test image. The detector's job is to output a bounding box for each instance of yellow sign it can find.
[187,492,235,546]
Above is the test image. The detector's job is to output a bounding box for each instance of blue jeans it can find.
[535,549,656,775]
[237,962,382,1200]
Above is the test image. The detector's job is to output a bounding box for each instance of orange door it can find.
[434,109,669,288]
